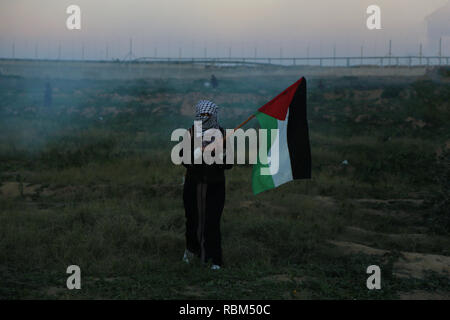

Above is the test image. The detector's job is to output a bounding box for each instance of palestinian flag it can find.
[252,77,311,194]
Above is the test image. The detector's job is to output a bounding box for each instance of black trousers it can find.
[183,179,225,266]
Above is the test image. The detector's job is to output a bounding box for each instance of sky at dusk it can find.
[0,0,449,60]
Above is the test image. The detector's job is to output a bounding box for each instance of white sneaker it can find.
[211,264,221,270]
[182,249,194,264]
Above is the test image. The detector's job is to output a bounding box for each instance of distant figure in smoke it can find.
[44,81,52,107]
[210,74,218,88]
[181,100,232,270]
[318,80,324,90]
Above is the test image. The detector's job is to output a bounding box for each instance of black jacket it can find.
[181,126,233,183]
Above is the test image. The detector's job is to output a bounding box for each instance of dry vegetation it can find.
[0,65,449,299]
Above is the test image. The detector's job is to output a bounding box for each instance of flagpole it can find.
[233,113,256,131]
[203,113,256,152]
[226,113,256,140]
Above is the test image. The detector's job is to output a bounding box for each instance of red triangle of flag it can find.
[258,77,304,120]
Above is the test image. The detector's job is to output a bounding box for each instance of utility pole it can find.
[360,45,364,65]
[167,40,171,59]
[439,37,442,65]
[306,46,310,66]
[388,40,392,66]
[123,37,136,61]
[130,38,132,56]
[215,41,219,60]
[333,44,336,66]
[419,43,423,65]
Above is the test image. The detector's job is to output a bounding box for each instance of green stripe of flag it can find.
[252,111,293,194]
[252,112,276,194]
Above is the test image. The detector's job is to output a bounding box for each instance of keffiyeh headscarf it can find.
[195,100,219,132]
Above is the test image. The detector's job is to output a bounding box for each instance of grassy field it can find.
[0,64,449,299]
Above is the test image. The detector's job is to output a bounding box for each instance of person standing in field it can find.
[181,100,232,270]
[44,81,52,107]
[210,74,218,88]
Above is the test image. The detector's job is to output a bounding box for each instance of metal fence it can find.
[132,56,450,67]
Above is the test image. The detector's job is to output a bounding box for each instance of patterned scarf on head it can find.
[195,100,219,133]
